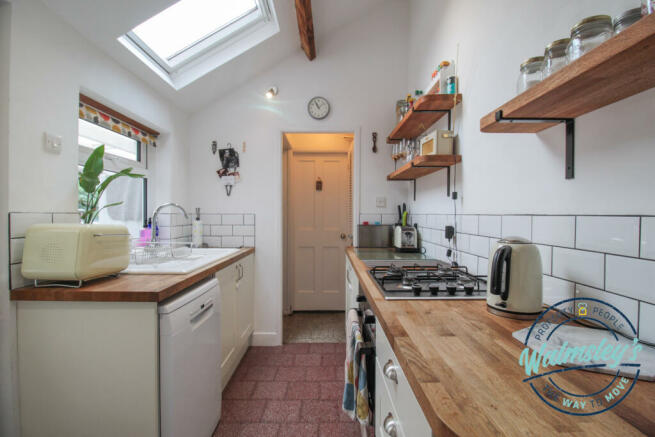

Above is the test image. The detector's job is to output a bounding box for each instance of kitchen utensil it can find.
[542,38,570,78]
[566,15,613,63]
[517,56,544,94]
[21,224,130,286]
[614,8,642,34]
[397,205,402,224]
[487,237,543,319]
[402,211,408,227]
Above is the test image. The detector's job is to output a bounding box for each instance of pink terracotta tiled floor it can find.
[213,343,372,437]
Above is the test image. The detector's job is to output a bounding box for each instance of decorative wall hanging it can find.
[216,143,240,196]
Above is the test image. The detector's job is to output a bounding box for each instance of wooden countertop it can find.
[346,248,655,436]
[11,247,254,303]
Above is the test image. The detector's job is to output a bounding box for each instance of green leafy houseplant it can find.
[78,145,144,224]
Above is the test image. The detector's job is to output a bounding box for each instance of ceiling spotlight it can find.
[265,86,278,99]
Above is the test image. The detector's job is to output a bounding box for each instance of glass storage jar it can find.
[517,56,544,94]
[566,15,613,63]
[542,38,570,79]
[643,0,654,16]
[614,8,642,34]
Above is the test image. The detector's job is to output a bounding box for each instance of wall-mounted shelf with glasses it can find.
[387,154,461,199]
[480,13,655,179]
[387,94,462,143]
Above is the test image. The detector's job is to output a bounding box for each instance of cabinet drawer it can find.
[375,357,406,437]
[375,321,431,437]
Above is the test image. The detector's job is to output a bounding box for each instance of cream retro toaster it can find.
[21,224,131,283]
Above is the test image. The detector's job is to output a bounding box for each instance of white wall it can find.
[406,0,655,216]
[2,1,191,434]
[7,0,190,214]
[186,0,409,345]
[0,2,19,436]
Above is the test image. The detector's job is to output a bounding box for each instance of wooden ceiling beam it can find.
[294,0,316,61]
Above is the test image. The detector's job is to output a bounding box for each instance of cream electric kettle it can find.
[487,237,543,319]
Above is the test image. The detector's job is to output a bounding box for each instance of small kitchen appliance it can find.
[367,260,486,300]
[393,226,418,252]
[487,237,543,319]
[21,224,130,286]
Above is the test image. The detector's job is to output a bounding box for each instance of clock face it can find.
[308,96,330,120]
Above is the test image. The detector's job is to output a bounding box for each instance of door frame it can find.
[281,128,361,317]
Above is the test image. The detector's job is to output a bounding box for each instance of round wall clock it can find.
[307,96,330,120]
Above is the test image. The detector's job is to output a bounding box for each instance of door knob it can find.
[340,233,347,240]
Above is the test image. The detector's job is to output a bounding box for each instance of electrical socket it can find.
[44,132,62,154]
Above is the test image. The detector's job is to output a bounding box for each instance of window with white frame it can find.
[118,0,279,89]
[78,118,149,237]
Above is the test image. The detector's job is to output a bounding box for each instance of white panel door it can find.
[290,152,350,311]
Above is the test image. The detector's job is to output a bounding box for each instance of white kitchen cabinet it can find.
[376,320,432,437]
[218,253,255,388]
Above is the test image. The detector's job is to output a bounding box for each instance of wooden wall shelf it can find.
[388,154,461,180]
[480,13,655,134]
[387,94,462,144]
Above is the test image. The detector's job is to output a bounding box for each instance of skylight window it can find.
[119,0,279,90]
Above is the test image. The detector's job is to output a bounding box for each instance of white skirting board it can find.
[251,331,281,347]
[512,325,655,381]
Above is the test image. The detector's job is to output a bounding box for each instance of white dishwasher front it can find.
[159,277,221,437]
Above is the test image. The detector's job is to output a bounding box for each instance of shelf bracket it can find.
[410,163,451,200]
[495,110,575,179]
[412,109,452,131]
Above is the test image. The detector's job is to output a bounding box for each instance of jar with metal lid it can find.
[395,100,409,123]
[566,15,613,63]
[517,56,543,94]
[614,8,642,34]
[542,38,570,79]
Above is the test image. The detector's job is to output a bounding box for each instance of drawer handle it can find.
[383,412,398,437]
[383,360,398,384]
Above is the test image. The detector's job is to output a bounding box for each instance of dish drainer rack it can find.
[130,239,194,264]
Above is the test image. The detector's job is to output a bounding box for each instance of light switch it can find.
[376,197,387,208]
[44,132,62,154]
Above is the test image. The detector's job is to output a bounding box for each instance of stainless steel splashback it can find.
[357,225,392,248]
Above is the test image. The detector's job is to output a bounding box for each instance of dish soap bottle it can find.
[192,208,203,248]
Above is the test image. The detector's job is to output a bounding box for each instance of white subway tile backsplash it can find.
[201,214,222,225]
[222,236,243,248]
[52,213,80,224]
[436,215,448,230]
[501,215,531,241]
[469,235,490,258]
[461,215,478,234]
[9,213,52,238]
[478,215,501,238]
[531,216,575,248]
[552,247,604,289]
[222,214,244,225]
[574,285,639,336]
[427,215,439,228]
[640,217,655,260]
[536,244,552,275]
[233,225,255,236]
[381,214,397,225]
[243,236,255,247]
[10,264,29,289]
[458,252,478,275]
[204,236,221,248]
[10,239,24,264]
[576,216,639,257]
[244,214,255,225]
[212,225,233,236]
[606,255,655,304]
[157,226,171,240]
[639,303,655,343]
[203,224,212,236]
[542,275,575,306]
[478,257,489,277]
[360,214,381,224]
[456,233,470,252]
